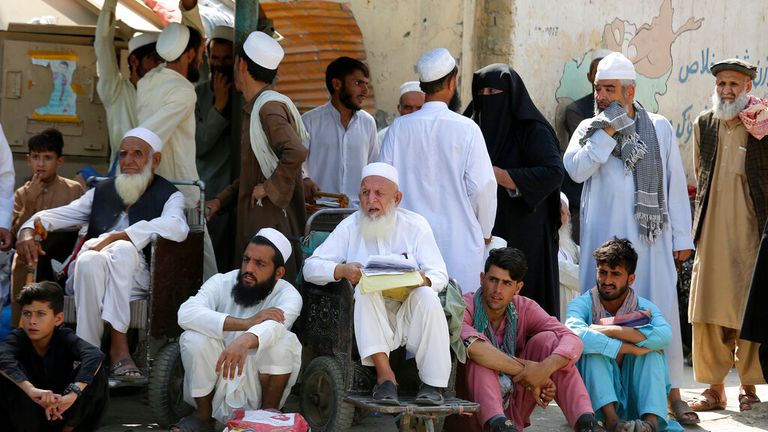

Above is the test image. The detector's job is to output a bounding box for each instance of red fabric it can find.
[740,94,768,140]
[225,409,309,432]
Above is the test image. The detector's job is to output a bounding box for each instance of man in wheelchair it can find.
[304,162,451,406]
[174,228,303,431]
[15,127,189,382]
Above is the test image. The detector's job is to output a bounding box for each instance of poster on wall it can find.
[28,51,80,123]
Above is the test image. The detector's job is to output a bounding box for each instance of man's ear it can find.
[54,311,65,327]
[152,151,162,169]
[514,281,524,296]
[394,190,403,205]
[56,156,65,168]
[628,273,636,287]
[128,53,139,71]
[746,78,753,94]
[275,265,286,280]
[332,77,342,92]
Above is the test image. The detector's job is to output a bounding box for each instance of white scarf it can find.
[249,90,310,206]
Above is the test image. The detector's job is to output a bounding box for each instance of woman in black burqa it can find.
[465,64,565,318]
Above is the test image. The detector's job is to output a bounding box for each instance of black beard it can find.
[339,84,361,111]
[596,278,629,301]
[448,89,461,112]
[187,62,201,83]
[231,270,277,307]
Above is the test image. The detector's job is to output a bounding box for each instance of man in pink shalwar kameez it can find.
[454,247,603,432]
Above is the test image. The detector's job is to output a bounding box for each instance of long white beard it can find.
[115,162,153,206]
[559,219,578,263]
[359,205,397,242]
[712,88,749,121]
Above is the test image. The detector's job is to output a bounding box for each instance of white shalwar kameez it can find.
[19,188,188,346]
[563,115,694,387]
[137,65,217,279]
[177,271,303,423]
[379,101,497,293]
[303,208,451,387]
[301,102,379,207]
[0,124,15,231]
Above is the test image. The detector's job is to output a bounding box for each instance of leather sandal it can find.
[688,388,726,411]
[738,390,760,412]
[668,399,700,424]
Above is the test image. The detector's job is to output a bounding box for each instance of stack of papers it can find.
[359,254,422,301]
[362,254,416,276]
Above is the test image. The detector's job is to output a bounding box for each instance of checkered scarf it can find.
[579,101,668,243]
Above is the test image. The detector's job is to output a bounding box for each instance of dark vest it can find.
[86,175,179,257]
[693,111,768,243]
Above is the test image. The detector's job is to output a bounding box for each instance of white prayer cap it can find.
[591,48,614,62]
[362,162,399,187]
[128,32,159,54]
[157,23,190,62]
[417,48,456,82]
[399,81,423,96]
[559,192,569,208]
[243,31,284,70]
[595,52,636,81]
[123,127,163,153]
[211,25,234,42]
[255,228,292,262]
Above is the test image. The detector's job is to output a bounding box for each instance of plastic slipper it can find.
[110,357,145,381]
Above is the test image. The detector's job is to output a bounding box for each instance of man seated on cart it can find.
[173,228,303,431]
[303,162,451,405]
[14,127,189,382]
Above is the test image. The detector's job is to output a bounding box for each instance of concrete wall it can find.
[0,1,96,29]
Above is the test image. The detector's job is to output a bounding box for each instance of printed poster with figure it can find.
[29,51,80,123]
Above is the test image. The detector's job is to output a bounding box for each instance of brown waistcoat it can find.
[693,110,768,243]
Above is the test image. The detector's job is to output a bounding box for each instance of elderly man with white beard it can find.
[15,127,188,382]
[558,192,580,321]
[303,162,451,405]
[687,58,768,413]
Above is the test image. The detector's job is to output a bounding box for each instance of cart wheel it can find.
[148,341,193,427]
[300,356,355,431]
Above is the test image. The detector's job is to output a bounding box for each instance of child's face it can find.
[26,150,63,182]
[20,301,63,342]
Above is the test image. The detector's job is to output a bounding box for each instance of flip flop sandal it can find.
[668,398,700,424]
[632,420,657,432]
[688,388,726,412]
[110,357,145,381]
[372,380,400,405]
[169,415,215,432]
[738,391,761,412]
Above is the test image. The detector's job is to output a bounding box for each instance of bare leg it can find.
[258,373,291,410]
[371,352,397,384]
[640,413,658,431]
[600,402,621,431]
[170,391,214,432]
[668,387,698,423]
[109,329,141,377]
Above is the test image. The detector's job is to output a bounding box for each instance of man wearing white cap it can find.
[563,52,696,426]
[377,80,426,143]
[174,228,303,430]
[206,31,307,278]
[380,47,497,294]
[16,127,189,382]
[301,56,378,207]
[304,162,451,405]
[95,0,162,172]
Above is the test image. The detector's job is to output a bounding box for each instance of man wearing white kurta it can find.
[137,22,218,279]
[377,81,425,144]
[380,48,496,294]
[15,128,188,381]
[301,57,379,207]
[304,162,450,405]
[95,0,161,171]
[563,53,696,424]
[0,124,14,251]
[175,228,302,429]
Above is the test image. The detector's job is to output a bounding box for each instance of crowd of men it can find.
[0,1,766,431]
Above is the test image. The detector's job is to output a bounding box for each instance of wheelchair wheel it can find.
[300,356,355,431]
[148,341,193,427]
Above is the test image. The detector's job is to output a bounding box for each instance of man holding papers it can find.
[303,162,451,405]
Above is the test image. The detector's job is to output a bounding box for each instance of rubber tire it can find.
[148,341,193,427]
[300,356,355,431]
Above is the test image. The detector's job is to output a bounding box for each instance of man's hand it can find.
[205,198,221,221]
[539,378,557,408]
[26,386,60,416]
[512,360,554,394]
[0,228,12,251]
[250,184,267,208]
[673,249,692,262]
[616,342,657,365]
[89,231,129,252]
[603,125,617,137]
[588,324,621,338]
[49,392,77,420]
[493,166,517,190]
[216,333,258,380]
[212,72,231,113]
[248,307,285,327]
[303,178,319,204]
[334,262,363,285]
[418,271,431,287]
[16,228,45,266]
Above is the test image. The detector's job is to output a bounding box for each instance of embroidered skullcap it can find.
[128,32,159,54]
[123,127,163,152]
[255,228,292,262]
[157,23,190,62]
[591,49,614,62]
[417,48,457,82]
[595,52,637,81]
[362,162,399,187]
[211,25,234,42]
[243,31,284,70]
[399,81,424,96]
[710,58,758,80]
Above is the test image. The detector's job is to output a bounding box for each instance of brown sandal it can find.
[688,388,726,411]
[738,391,760,412]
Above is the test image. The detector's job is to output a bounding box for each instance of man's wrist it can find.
[18,228,34,241]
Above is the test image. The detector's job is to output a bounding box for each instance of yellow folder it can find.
[358,271,424,301]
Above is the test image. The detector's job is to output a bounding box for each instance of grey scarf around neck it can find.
[579,101,668,243]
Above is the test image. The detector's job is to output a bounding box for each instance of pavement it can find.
[98,365,768,431]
